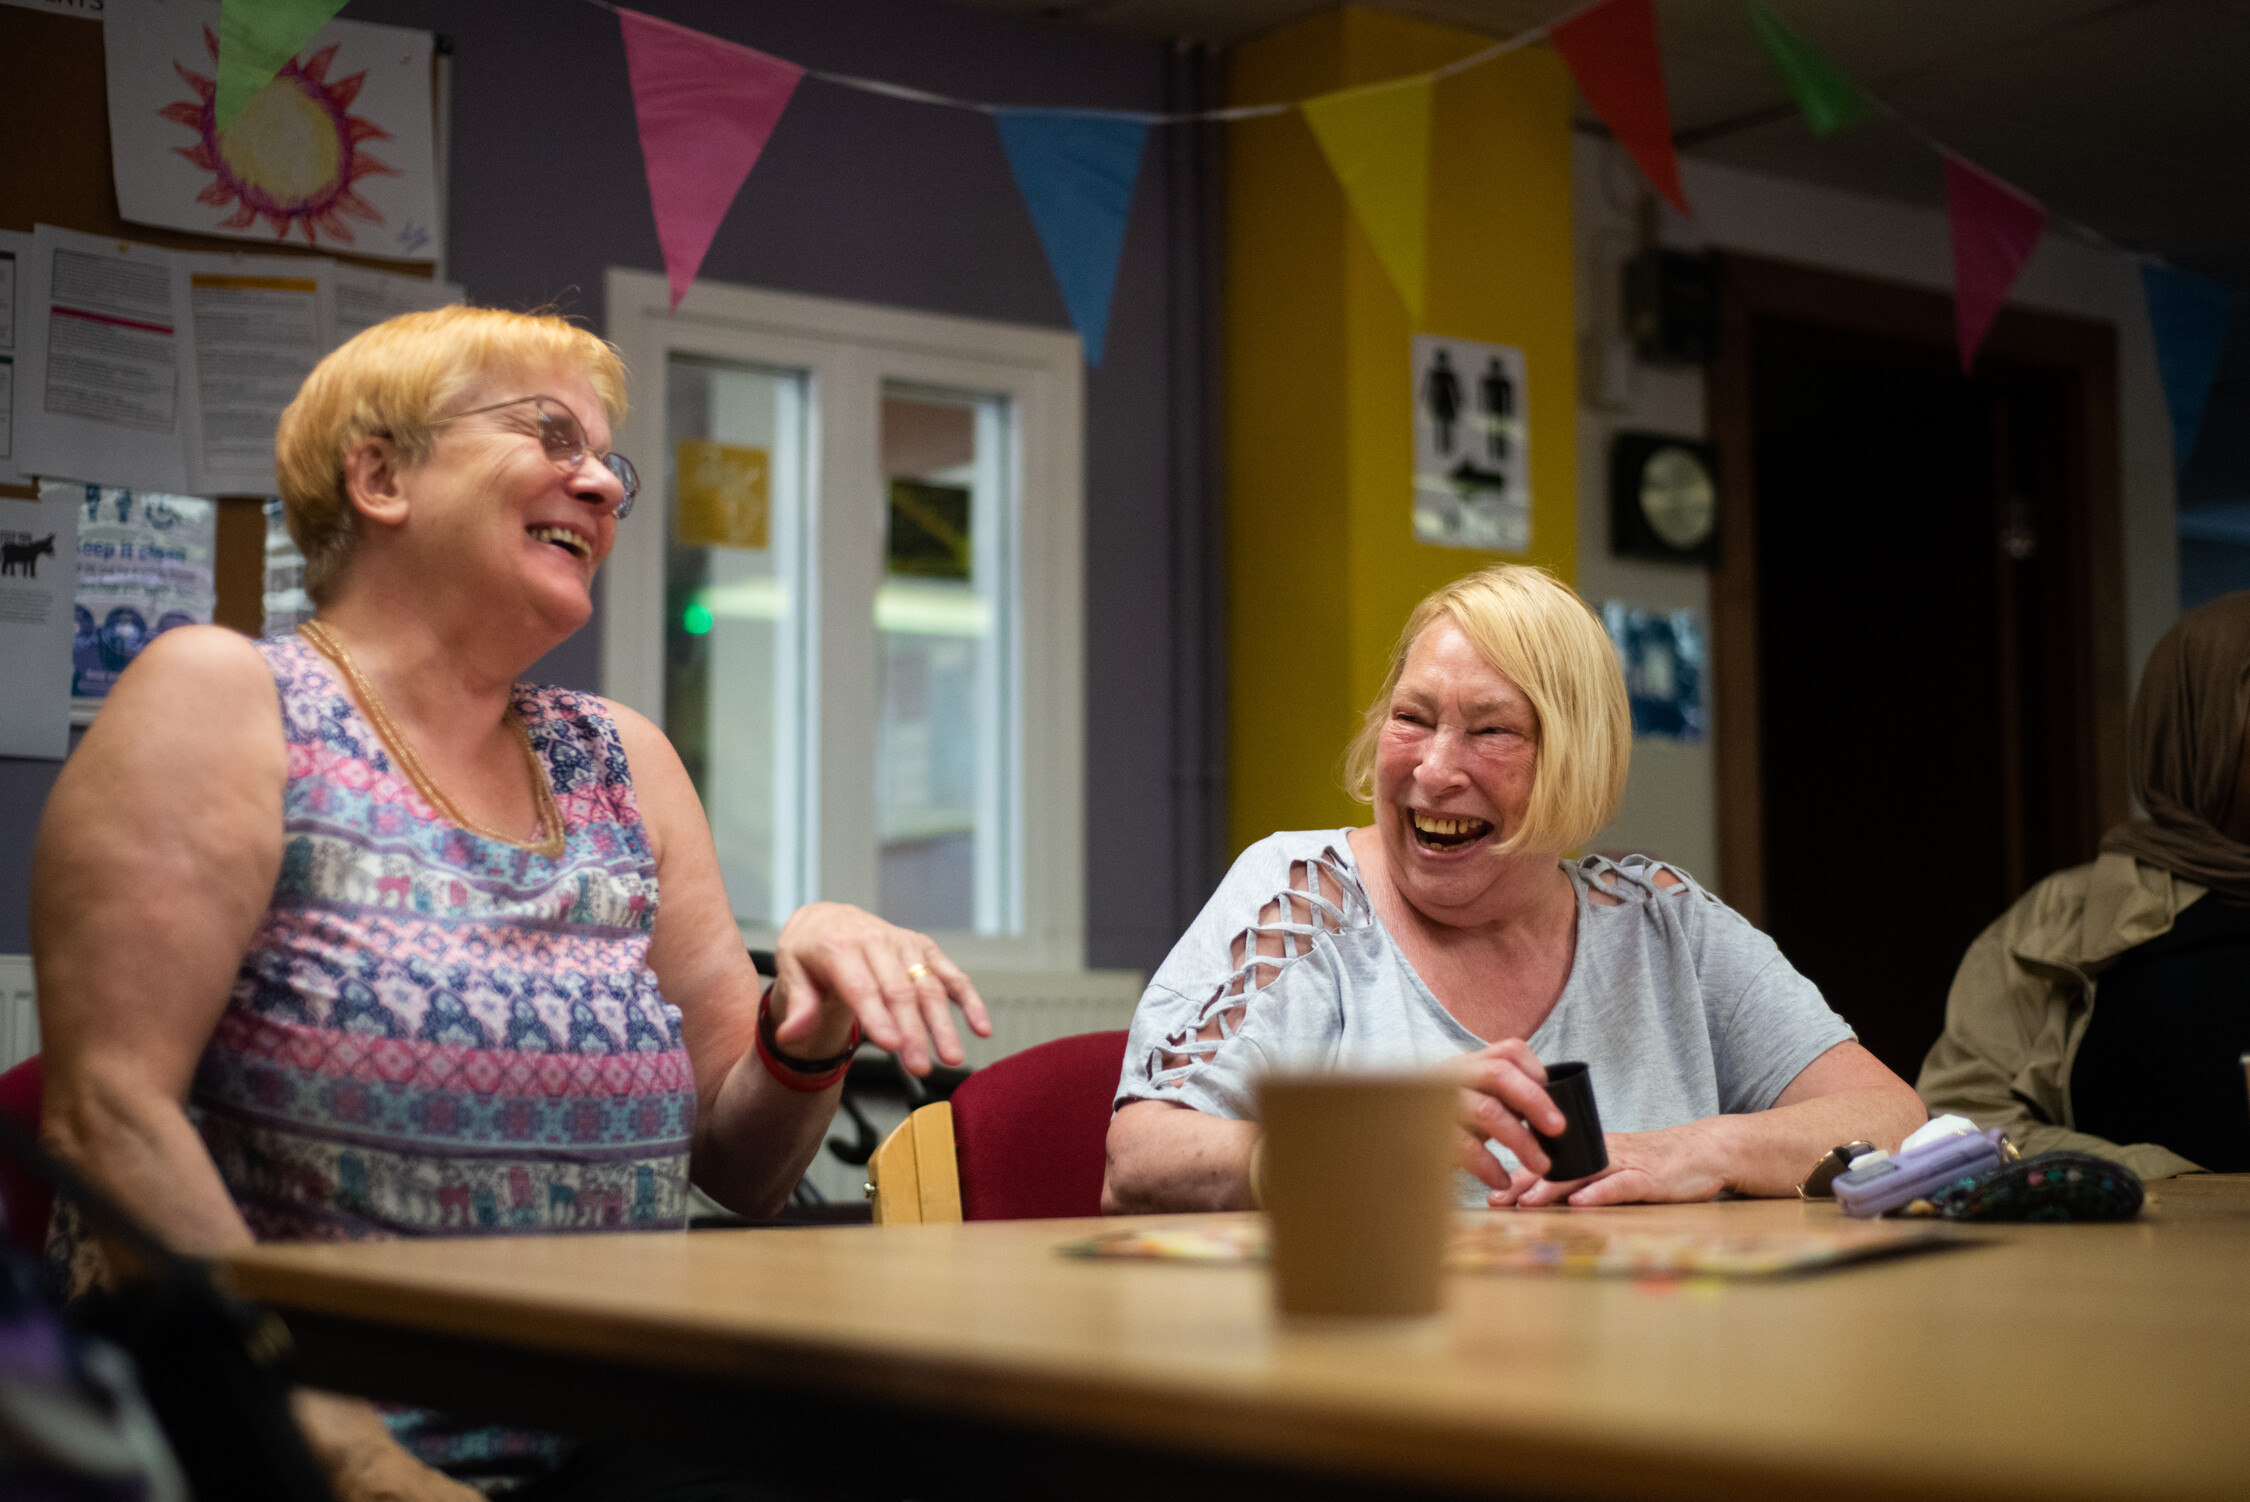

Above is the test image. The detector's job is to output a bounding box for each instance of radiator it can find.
[0,960,1147,1081]
[954,968,1145,1068]
[0,956,35,1073]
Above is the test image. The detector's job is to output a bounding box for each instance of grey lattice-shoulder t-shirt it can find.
[1116,831,1854,1199]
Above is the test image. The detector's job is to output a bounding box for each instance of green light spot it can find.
[682,602,714,636]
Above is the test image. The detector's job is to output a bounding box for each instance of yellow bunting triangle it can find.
[1302,75,1434,322]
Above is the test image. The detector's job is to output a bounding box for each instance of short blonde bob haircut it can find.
[1342,563,1629,855]
[274,305,628,605]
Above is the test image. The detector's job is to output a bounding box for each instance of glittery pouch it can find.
[1926,1151,2144,1223]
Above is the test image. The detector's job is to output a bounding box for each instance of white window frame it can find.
[603,269,1086,972]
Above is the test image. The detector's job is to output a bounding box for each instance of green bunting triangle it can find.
[1743,2,1871,136]
[217,0,350,131]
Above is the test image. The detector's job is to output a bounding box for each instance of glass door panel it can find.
[876,385,1015,933]
[664,354,809,926]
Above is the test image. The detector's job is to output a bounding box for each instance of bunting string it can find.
[1744,0,2239,454]
[522,0,2238,445]
[579,0,1578,124]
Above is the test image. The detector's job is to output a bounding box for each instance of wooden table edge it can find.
[224,1236,2203,1502]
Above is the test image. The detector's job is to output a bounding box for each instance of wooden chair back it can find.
[866,1101,961,1224]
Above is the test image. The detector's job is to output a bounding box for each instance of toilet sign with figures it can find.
[1411,334,1529,552]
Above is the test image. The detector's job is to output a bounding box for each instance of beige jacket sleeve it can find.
[1917,879,2203,1183]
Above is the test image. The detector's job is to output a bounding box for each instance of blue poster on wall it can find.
[57,482,217,717]
[1602,601,1704,742]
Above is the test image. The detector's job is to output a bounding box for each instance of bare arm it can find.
[608,704,988,1218]
[1506,1039,1927,1207]
[1104,1037,1570,1214]
[35,626,283,1259]
[34,629,478,1501]
[1102,1100,1261,1213]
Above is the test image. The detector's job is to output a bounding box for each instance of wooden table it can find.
[224,1179,2250,1502]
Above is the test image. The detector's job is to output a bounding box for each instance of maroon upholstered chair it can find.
[945,1029,1129,1222]
[0,1055,51,1258]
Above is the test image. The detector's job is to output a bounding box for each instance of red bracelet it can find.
[755,989,859,1093]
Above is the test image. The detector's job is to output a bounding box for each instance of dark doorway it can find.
[1753,333,2072,1075]
[1709,255,2127,1082]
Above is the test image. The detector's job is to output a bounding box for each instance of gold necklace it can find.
[297,621,566,857]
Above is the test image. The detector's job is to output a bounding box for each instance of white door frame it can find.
[603,269,1087,972]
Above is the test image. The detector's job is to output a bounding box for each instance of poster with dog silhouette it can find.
[0,483,79,757]
[59,481,217,720]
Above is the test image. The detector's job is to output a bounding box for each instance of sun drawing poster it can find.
[103,0,440,263]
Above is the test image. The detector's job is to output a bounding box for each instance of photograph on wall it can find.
[1411,333,1529,552]
[103,0,440,262]
[1602,601,1705,742]
[59,480,217,718]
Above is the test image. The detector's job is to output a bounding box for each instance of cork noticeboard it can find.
[0,5,441,635]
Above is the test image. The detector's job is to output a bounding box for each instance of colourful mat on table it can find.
[1058,1217,1955,1278]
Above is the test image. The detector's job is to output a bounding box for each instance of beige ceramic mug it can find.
[1257,1070,1458,1317]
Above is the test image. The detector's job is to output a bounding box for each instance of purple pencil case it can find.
[1832,1128,2008,1219]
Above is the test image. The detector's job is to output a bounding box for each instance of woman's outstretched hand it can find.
[769,902,990,1075]
[1446,1038,1567,1191]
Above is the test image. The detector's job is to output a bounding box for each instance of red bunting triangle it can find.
[1943,154,2046,370]
[1550,0,1687,213]
[618,8,805,310]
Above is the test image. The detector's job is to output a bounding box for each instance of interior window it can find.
[663,355,810,926]
[877,386,1015,934]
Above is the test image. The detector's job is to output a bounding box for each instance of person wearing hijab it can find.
[1918,592,2250,1178]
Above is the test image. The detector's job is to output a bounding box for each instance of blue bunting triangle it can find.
[994,110,1149,367]
[2142,262,2241,472]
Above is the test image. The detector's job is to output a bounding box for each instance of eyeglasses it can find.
[430,394,641,520]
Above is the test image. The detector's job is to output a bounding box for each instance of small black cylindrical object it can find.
[1533,1061,1609,1181]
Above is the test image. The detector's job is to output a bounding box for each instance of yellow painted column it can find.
[1226,6,1577,854]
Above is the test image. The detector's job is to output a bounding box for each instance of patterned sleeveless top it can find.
[191,636,696,1245]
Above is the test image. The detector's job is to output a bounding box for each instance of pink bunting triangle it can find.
[618,8,805,310]
[1943,153,2046,371]
[1550,0,1687,214]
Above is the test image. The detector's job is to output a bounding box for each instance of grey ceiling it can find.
[950,0,2250,501]
[951,0,2250,271]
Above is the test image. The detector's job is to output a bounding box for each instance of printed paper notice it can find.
[1412,333,1529,552]
[0,485,80,758]
[332,263,460,341]
[104,0,441,263]
[183,255,332,493]
[16,226,191,493]
[0,229,26,486]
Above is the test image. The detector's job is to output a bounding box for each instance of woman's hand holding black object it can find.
[769,902,991,1076]
[1447,1038,1567,1190]
[1491,1123,1731,1208]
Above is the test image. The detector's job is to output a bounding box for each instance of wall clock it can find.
[1610,432,1719,565]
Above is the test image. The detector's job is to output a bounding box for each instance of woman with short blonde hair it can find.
[1342,563,1630,854]
[37,305,986,1500]
[1105,562,1922,1214]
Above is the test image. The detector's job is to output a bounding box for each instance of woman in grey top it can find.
[1105,564,1923,1211]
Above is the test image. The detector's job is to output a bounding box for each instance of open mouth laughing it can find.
[1410,811,1494,850]
[527,524,592,563]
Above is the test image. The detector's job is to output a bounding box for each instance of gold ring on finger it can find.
[905,963,932,982]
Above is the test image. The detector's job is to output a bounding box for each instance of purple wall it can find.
[0,0,1226,973]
